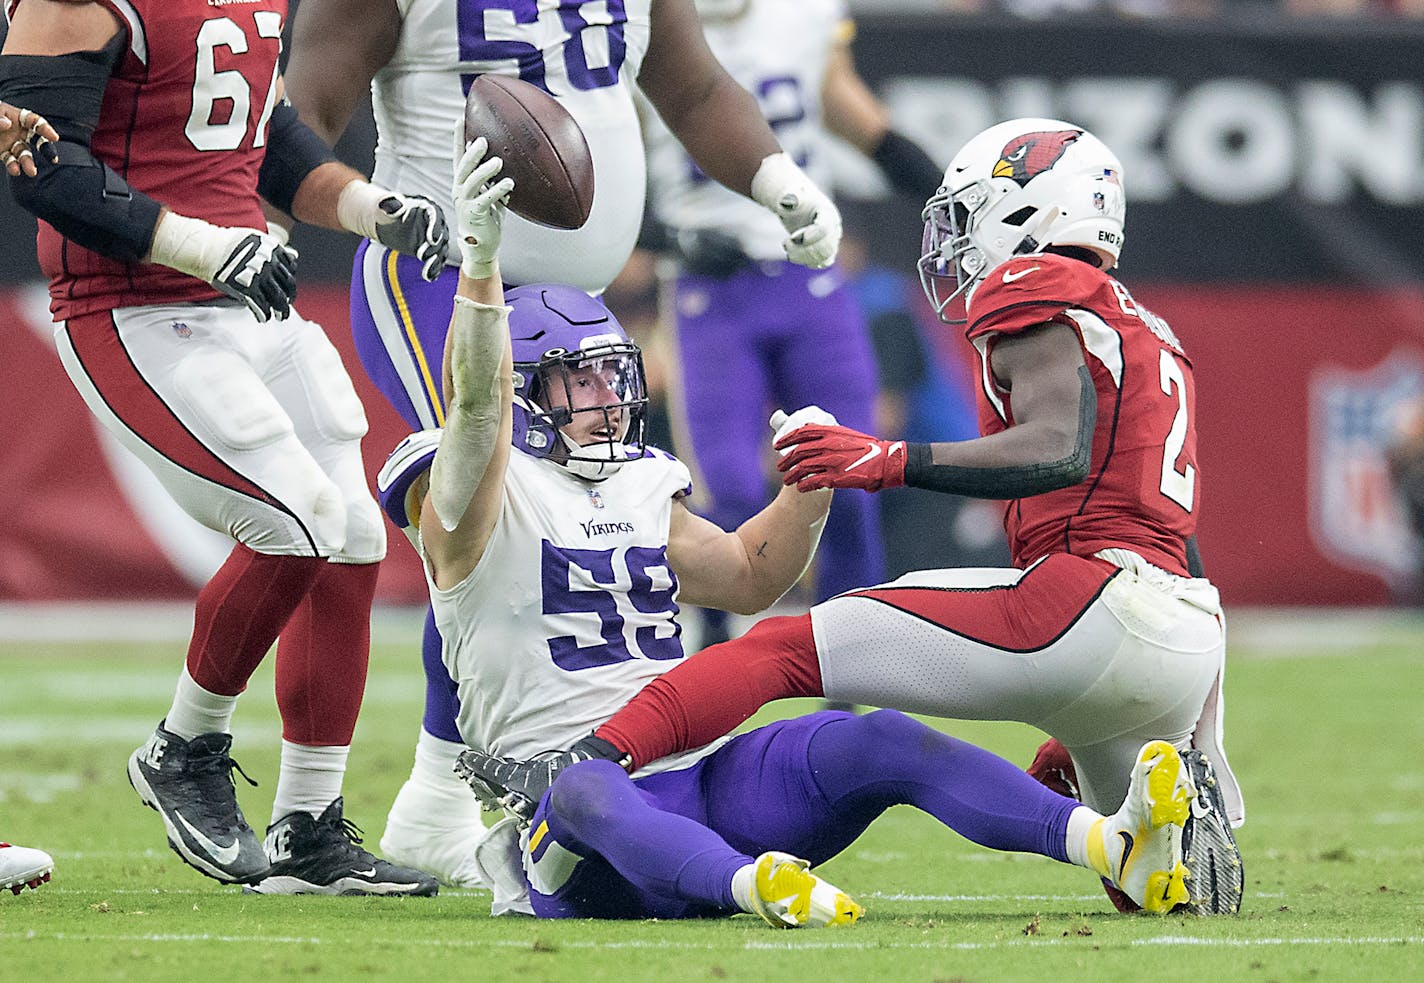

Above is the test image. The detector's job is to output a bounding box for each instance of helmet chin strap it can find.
[1015,205,1064,257]
[557,430,629,481]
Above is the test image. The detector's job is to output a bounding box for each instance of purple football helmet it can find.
[506,284,648,480]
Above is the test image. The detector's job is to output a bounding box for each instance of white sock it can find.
[730,860,758,914]
[1065,804,1106,871]
[270,741,349,824]
[411,729,474,800]
[164,667,238,740]
[385,729,482,832]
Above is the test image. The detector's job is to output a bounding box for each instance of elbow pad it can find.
[10,140,163,263]
[904,366,1096,499]
[257,100,337,215]
[0,42,162,263]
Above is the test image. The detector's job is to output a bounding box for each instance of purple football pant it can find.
[671,262,885,601]
[350,240,459,432]
[525,709,1077,920]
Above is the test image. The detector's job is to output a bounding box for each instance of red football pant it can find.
[594,612,824,769]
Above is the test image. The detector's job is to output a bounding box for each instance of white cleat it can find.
[1,842,53,895]
[1098,740,1193,914]
[746,851,863,928]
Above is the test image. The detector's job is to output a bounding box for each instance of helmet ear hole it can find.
[1001,206,1036,227]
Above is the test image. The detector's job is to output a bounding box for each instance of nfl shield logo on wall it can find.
[1309,352,1424,582]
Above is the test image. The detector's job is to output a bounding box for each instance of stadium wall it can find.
[3,13,1422,606]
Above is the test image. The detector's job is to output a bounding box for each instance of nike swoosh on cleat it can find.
[352,867,378,878]
[1002,266,1040,284]
[174,812,241,866]
[1116,830,1134,883]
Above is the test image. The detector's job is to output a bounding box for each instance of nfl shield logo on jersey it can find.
[1309,352,1424,582]
[171,322,192,339]
[588,489,605,510]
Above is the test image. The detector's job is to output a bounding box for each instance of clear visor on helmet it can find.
[917,182,990,325]
[530,342,648,467]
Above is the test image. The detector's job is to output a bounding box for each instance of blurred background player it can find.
[283,0,846,887]
[457,118,1247,917]
[638,0,944,647]
[391,140,1200,923]
[0,0,447,894]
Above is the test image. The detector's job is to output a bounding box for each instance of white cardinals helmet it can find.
[918,118,1126,322]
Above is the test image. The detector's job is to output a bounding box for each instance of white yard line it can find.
[0,603,428,647]
[0,931,1418,951]
[2,604,1423,654]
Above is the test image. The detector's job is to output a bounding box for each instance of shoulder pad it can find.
[376,429,442,529]
[967,253,1108,341]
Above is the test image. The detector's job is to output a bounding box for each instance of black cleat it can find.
[127,722,269,885]
[1180,749,1245,915]
[244,797,438,896]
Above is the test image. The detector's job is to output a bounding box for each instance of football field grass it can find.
[1,606,1421,981]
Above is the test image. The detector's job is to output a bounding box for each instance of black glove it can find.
[374,193,450,282]
[211,231,299,322]
[453,735,630,822]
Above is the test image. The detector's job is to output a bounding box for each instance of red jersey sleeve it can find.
[965,253,1108,342]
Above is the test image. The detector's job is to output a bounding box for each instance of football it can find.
[463,74,595,231]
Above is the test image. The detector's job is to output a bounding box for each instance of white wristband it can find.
[336,180,388,240]
[750,152,805,211]
[148,211,226,282]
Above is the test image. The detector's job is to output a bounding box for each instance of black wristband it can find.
[870,129,943,199]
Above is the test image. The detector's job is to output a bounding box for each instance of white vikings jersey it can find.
[373,0,653,292]
[642,0,845,261]
[428,448,717,774]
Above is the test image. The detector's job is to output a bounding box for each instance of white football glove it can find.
[452,133,515,280]
[336,182,450,282]
[769,405,839,455]
[149,212,297,322]
[751,152,842,270]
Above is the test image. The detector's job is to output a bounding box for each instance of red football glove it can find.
[774,423,907,492]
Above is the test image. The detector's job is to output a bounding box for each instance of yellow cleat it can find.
[747,851,864,928]
[1098,740,1194,915]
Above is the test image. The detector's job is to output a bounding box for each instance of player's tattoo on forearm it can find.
[756,541,769,558]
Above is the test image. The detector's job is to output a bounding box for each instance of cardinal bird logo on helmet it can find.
[993,130,1082,186]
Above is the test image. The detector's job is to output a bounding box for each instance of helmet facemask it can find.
[515,337,648,481]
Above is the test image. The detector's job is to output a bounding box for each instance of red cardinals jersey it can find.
[965,253,1199,577]
[21,0,286,319]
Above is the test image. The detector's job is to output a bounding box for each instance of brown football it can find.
[463,74,595,231]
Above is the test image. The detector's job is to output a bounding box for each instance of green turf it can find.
[2,609,1421,981]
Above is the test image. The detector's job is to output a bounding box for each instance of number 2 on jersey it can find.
[1158,349,1196,512]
